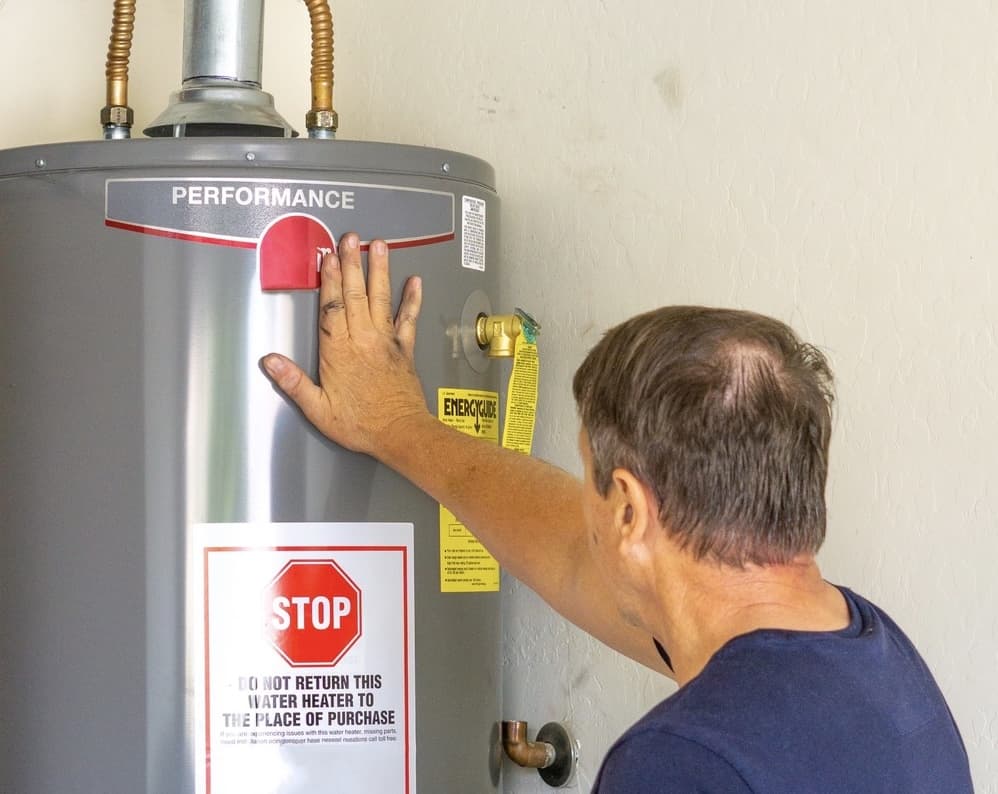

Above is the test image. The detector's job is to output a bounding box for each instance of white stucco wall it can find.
[2,1,996,791]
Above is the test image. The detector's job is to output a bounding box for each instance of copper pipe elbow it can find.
[501,721,556,769]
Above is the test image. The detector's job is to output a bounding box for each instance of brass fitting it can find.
[475,308,540,358]
[101,105,134,127]
[476,313,522,358]
[305,108,339,134]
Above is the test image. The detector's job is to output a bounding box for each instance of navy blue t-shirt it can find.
[593,588,972,792]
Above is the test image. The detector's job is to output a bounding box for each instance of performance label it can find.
[437,389,500,592]
[106,178,453,249]
[193,523,415,794]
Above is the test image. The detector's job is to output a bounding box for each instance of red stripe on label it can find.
[362,232,456,251]
[105,219,258,249]
[106,219,455,254]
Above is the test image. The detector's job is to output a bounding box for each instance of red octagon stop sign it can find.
[264,559,362,667]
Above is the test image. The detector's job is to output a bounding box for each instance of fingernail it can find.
[373,240,386,255]
[344,233,358,249]
[262,355,286,376]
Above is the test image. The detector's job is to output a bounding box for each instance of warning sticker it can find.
[501,334,539,455]
[193,523,416,794]
[437,389,500,592]
[461,195,486,271]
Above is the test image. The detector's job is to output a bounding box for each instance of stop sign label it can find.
[264,559,362,667]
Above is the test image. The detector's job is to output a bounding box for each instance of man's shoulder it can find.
[594,587,973,793]
[594,727,751,793]
[665,586,958,738]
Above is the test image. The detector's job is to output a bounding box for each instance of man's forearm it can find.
[379,411,587,598]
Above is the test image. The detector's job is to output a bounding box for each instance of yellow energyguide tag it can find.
[437,388,501,593]
[501,333,539,455]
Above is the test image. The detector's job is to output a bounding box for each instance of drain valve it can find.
[501,720,577,788]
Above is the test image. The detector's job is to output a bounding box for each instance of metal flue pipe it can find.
[122,0,338,138]
[182,0,264,86]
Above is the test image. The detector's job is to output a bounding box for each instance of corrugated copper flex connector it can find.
[303,0,338,138]
[102,0,136,139]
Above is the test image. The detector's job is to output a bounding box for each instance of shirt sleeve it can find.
[596,730,752,793]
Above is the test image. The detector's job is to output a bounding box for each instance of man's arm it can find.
[262,232,672,676]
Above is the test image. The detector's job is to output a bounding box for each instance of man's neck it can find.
[650,554,850,686]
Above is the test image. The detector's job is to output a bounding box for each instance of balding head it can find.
[573,307,834,567]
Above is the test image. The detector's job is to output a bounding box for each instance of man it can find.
[262,232,972,791]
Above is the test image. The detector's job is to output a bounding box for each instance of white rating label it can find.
[461,195,486,271]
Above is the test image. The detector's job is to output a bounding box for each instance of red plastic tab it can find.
[258,214,335,291]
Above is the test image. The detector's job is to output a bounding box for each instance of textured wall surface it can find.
[2,1,996,791]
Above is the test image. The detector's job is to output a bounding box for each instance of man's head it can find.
[573,307,834,568]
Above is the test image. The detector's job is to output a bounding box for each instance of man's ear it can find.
[609,468,658,550]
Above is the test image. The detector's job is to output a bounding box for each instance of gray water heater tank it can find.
[0,138,502,794]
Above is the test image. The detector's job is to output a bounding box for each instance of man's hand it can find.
[261,231,429,456]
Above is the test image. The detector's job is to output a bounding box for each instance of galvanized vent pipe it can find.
[183,0,265,86]
[139,0,338,138]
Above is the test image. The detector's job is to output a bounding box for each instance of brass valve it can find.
[475,308,540,358]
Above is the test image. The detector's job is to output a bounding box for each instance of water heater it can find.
[0,3,507,792]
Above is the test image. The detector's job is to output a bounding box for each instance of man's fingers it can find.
[395,275,422,358]
[337,232,371,330]
[318,249,348,341]
[367,239,395,332]
[261,354,327,425]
